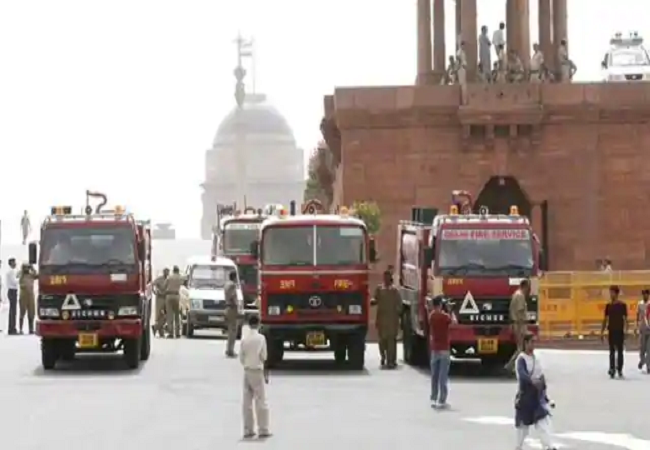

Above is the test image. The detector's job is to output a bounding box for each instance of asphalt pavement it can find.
[2,326,650,450]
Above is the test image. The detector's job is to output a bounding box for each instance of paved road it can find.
[2,330,650,450]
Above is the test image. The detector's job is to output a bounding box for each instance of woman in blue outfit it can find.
[514,333,557,450]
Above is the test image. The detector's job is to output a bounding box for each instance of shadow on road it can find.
[32,354,145,377]
[409,360,515,384]
[270,358,370,376]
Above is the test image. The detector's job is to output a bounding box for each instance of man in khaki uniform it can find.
[557,39,576,82]
[152,268,169,337]
[372,270,402,369]
[163,266,184,339]
[496,44,507,83]
[505,279,530,372]
[529,43,544,83]
[18,263,38,334]
[225,271,240,357]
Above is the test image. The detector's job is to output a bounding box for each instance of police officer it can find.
[162,266,184,339]
[152,268,169,337]
[505,279,530,372]
[529,43,544,83]
[225,271,239,358]
[557,39,576,82]
[372,270,402,369]
[18,263,38,334]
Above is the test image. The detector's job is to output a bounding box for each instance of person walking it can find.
[601,285,628,378]
[152,268,169,337]
[239,314,271,439]
[637,289,650,371]
[5,258,19,335]
[505,279,531,372]
[162,266,184,339]
[515,333,557,450]
[429,295,455,408]
[18,263,37,334]
[372,270,402,369]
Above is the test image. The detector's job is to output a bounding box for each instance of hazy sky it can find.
[0,0,645,243]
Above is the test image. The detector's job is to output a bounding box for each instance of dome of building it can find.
[213,93,295,147]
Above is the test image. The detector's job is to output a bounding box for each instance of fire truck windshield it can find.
[39,227,136,274]
[223,222,260,254]
[262,225,366,266]
[436,228,534,276]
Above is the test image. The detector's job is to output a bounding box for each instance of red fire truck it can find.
[398,192,540,369]
[253,200,377,370]
[30,191,152,370]
[211,205,267,315]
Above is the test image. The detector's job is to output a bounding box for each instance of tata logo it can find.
[308,296,322,308]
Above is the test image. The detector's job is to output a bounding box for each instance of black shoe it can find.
[608,369,615,378]
[639,361,644,370]
[242,432,255,439]
[617,370,624,378]
[7,330,17,335]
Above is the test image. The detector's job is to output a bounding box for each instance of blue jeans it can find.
[430,351,451,404]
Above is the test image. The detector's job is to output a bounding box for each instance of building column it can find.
[456,0,462,51]
[506,0,530,63]
[433,0,446,72]
[460,0,477,81]
[553,0,568,66]
[416,0,432,84]
[538,0,553,71]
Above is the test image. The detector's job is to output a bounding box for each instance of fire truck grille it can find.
[267,292,364,314]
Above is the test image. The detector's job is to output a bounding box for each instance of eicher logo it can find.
[459,292,505,322]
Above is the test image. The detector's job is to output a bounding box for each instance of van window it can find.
[189,264,236,289]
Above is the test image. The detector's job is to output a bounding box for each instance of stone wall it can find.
[328,83,650,271]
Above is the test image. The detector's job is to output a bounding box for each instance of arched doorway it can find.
[474,176,532,217]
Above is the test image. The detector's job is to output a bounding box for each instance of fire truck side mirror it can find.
[28,242,38,265]
[369,238,378,263]
[250,240,259,260]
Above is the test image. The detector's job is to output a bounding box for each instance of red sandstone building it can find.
[322,0,650,271]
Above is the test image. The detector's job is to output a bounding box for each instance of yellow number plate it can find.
[477,338,498,354]
[334,279,352,289]
[78,333,98,349]
[305,332,326,347]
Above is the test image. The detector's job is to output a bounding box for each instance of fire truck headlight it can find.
[527,312,537,321]
[118,306,138,316]
[62,311,70,320]
[348,305,362,314]
[39,308,59,318]
[268,306,281,315]
[286,305,294,313]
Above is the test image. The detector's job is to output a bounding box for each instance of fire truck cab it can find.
[253,200,377,370]
[398,193,540,369]
[29,191,152,370]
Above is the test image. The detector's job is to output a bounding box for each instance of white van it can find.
[180,256,245,338]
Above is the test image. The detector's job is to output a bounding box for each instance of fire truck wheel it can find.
[185,321,195,338]
[123,338,142,369]
[402,309,428,367]
[334,342,347,364]
[60,340,76,361]
[140,325,151,361]
[266,339,284,368]
[347,335,365,370]
[41,339,59,370]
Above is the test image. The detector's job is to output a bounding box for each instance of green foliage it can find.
[304,148,324,201]
[352,201,381,235]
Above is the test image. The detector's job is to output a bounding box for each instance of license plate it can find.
[477,338,498,354]
[78,333,98,349]
[305,331,325,347]
[208,316,222,322]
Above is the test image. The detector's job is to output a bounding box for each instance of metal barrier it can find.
[539,271,648,338]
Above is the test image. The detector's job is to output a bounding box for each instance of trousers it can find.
[226,309,239,354]
[165,295,181,337]
[430,351,451,404]
[155,296,166,335]
[19,291,35,333]
[608,330,625,373]
[378,335,397,365]
[639,331,650,367]
[242,369,269,434]
[516,416,554,450]
[7,289,18,333]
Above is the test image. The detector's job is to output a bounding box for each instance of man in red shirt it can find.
[429,295,456,408]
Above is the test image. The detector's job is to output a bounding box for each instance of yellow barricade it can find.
[539,271,648,339]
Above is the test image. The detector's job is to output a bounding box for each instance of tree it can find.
[351,201,381,235]
[303,141,334,206]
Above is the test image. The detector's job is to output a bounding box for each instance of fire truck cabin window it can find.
[40,227,136,272]
[223,222,260,254]
[262,225,366,266]
[437,228,534,277]
[189,265,236,289]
